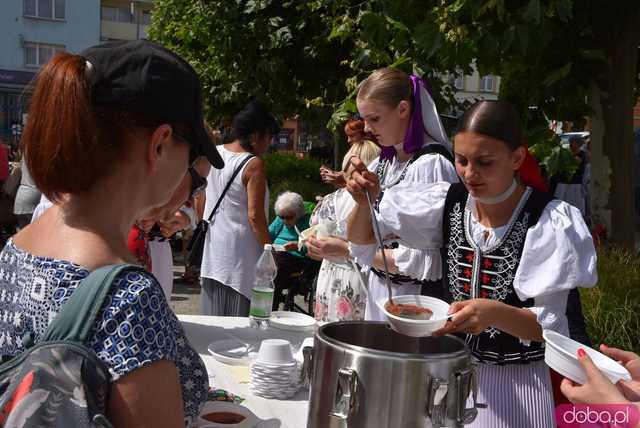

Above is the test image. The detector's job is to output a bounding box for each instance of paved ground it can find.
[168,259,201,315]
[167,255,309,315]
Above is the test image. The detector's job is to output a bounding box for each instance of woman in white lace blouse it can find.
[346,100,597,427]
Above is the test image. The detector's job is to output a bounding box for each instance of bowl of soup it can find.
[198,401,260,428]
[377,295,450,337]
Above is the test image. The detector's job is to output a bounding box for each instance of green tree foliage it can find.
[431,0,640,246]
[263,152,332,219]
[149,0,477,126]
[148,0,354,122]
[151,0,640,245]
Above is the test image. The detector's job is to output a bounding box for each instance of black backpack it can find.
[0,264,143,428]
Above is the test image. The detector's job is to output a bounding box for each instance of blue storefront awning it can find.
[0,69,37,87]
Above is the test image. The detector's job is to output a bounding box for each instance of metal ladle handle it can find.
[364,190,394,305]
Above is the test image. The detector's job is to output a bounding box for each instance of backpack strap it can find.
[40,264,144,344]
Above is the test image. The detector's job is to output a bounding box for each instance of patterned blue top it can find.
[0,241,208,427]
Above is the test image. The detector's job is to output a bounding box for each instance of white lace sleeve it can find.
[521,290,570,346]
[377,181,450,249]
[392,246,442,281]
[404,153,459,184]
[513,200,597,300]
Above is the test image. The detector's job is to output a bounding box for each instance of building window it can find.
[24,0,65,20]
[453,75,464,90]
[480,75,495,92]
[141,10,152,25]
[101,6,133,23]
[24,42,65,67]
[273,129,294,151]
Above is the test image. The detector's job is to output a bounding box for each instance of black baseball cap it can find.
[80,39,223,169]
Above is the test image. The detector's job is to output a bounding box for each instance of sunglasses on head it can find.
[172,128,199,163]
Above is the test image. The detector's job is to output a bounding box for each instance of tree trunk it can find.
[588,84,612,235]
[592,4,640,249]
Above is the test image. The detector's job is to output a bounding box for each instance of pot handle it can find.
[329,368,360,422]
[299,346,314,388]
[455,367,487,425]
[426,377,448,427]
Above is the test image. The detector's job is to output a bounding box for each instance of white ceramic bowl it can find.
[197,401,259,428]
[270,311,316,332]
[543,330,632,384]
[376,295,450,337]
[207,339,255,366]
[256,339,294,365]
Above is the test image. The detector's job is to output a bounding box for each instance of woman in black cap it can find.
[0,40,221,427]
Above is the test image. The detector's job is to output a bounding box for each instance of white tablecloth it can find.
[178,315,313,428]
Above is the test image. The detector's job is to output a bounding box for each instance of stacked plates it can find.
[249,339,300,399]
[249,359,300,399]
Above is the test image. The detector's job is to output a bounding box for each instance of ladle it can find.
[365,190,433,321]
[364,190,394,306]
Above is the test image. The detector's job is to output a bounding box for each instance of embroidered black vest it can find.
[370,144,454,287]
[441,183,552,365]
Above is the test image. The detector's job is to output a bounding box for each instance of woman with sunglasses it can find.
[141,158,210,299]
[199,100,280,316]
[347,100,597,427]
[30,160,210,302]
[0,40,223,427]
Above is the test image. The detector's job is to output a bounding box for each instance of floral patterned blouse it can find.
[0,240,208,427]
[311,189,367,322]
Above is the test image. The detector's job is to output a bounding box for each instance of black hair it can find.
[230,100,280,150]
[456,100,522,150]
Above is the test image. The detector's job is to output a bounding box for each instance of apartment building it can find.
[450,67,501,109]
[0,1,100,139]
[100,0,153,41]
[0,0,154,140]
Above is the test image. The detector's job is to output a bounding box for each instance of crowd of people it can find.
[0,38,637,428]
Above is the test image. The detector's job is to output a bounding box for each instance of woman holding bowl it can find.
[347,100,597,427]
[347,68,459,321]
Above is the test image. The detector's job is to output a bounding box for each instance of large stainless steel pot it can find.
[306,321,482,428]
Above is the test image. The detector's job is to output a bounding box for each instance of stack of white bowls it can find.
[249,339,300,399]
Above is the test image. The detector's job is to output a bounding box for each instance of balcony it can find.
[101,20,149,41]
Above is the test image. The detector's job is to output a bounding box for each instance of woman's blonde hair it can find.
[342,140,381,173]
[356,68,412,109]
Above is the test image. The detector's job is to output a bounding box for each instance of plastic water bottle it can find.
[249,244,277,328]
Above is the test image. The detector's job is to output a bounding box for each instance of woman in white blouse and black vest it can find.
[346,100,597,427]
[350,68,459,321]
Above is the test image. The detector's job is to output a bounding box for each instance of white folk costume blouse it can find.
[356,149,459,320]
[352,181,597,427]
[351,181,597,363]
